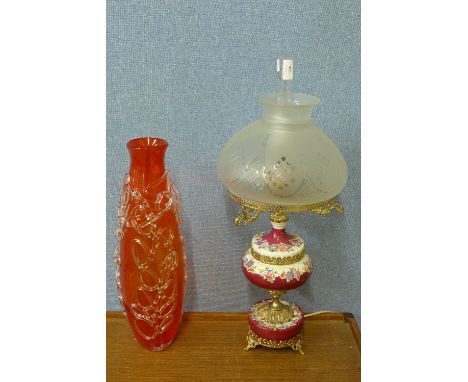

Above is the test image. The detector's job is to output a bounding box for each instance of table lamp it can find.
[217,58,347,353]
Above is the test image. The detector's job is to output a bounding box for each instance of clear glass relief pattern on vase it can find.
[113,138,186,351]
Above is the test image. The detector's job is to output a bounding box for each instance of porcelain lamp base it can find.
[245,298,304,354]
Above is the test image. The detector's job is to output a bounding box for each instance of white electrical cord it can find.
[303,311,338,318]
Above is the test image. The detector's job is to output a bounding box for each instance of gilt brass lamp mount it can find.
[231,192,344,353]
[229,192,344,226]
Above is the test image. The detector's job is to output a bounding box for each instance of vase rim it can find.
[259,92,320,108]
[127,137,168,150]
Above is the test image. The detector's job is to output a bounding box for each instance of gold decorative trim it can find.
[251,247,305,265]
[244,329,304,354]
[270,211,288,223]
[234,206,261,226]
[230,192,344,225]
[252,291,293,325]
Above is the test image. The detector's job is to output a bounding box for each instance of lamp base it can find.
[244,329,304,354]
[245,299,304,353]
[238,211,318,355]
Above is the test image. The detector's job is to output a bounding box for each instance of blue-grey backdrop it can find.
[107,0,360,324]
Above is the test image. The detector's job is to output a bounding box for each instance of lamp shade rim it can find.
[259,92,320,107]
[227,191,345,212]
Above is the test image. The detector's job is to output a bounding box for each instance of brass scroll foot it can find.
[244,329,304,354]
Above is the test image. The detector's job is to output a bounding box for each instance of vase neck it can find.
[127,138,168,194]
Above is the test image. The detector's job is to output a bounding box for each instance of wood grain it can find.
[107,311,361,382]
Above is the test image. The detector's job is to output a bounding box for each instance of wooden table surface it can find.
[107,311,361,381]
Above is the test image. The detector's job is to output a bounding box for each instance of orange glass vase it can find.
[114,137,186,351]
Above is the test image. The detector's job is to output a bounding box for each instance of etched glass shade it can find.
[217,92,347,206]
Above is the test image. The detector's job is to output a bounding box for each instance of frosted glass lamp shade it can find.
[217,92,347,206]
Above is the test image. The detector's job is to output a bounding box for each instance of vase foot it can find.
[137,338,175,352]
